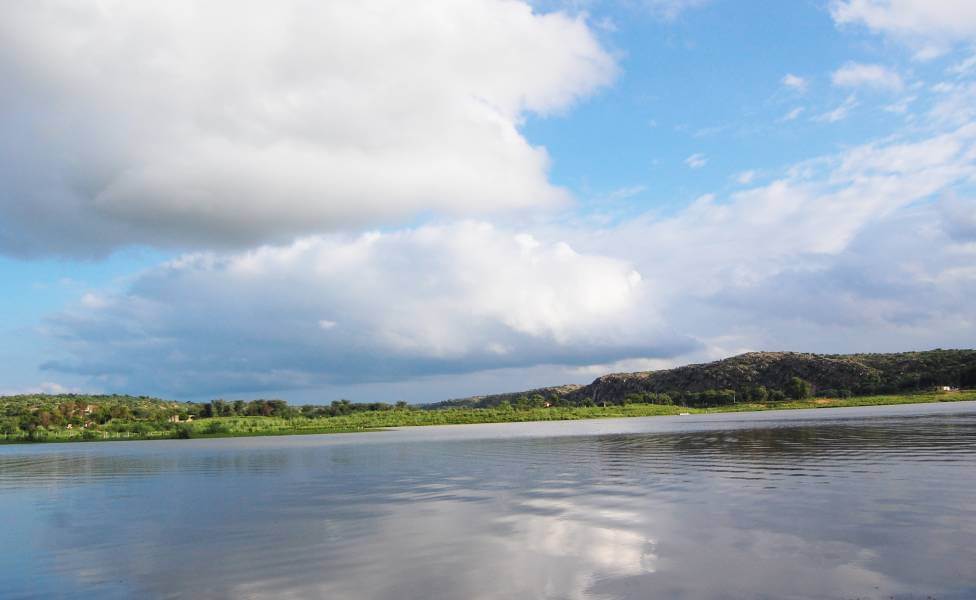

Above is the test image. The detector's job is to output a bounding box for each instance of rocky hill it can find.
[427,349,976,408]
[562,349,976,405]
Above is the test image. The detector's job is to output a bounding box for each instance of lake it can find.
[2,401,975,599]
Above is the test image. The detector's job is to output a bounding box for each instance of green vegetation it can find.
[4,349,974,443]
[1,390,974,444]
[556,349,976,407]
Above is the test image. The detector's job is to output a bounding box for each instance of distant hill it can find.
[427,384,584,409]
[430,349,976,408]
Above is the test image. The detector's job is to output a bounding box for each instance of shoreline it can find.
[2,391,974,445]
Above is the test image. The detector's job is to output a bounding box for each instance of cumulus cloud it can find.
[41,222,681,395]
[570,121,976,357]
[831,0,976,57]
[42,121,976,397]
[831,62,904,92]
[684,153,707,169]
[0,0,615,257]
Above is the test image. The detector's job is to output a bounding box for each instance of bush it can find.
[785,377,813,400]
[203,420,228,435]
[746,386,769,402]
[175,424,194,439]
[128,422,150,434]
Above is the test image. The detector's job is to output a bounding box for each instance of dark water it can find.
[2,402,975,600]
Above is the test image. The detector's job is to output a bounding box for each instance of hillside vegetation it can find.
[2,349,974,443]
[430,349,976,408]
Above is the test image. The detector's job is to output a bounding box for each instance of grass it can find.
[3,390,974,444]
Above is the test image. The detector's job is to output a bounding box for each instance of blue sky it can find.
[2,0,975,402]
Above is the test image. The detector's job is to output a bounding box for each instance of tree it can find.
[960,365,976,389]
[747,386,768,402]
[0,417,19,436]
[785,377,813,400]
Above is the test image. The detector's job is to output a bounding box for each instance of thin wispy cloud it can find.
[735,170,758,185]
[782,107,805,121]
[603,186,648,201]
[832,62,905,92]
[815,95,859,123]
[643,0,711,20]
[948,54,976,76]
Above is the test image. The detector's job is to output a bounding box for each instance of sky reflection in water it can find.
[2,402,975,599]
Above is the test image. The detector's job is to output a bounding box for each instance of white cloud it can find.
[0,382,81,396]
[831,0,976,57]
[782,73,808,92]
[940,195,976,241]
[734,170,758,185]
[948,53,976,76]
[884,96,916,114]
[0,0,615,257]
[815,95,859,123]
[44,121,976,398]
[642,0,711,20]
[684,153,708,169]
[603,185,647,201]
[570,121,976,360]
[42,222,677,394]
[831,62,904,92]
[781,107,805,122]
[929,82,976,126]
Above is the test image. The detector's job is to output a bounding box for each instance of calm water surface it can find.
[2,402,975,599]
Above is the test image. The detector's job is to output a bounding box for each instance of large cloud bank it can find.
[10,0,976,398]
[42,124,976,396]
[0,0,614,256]
[42,223,676,394]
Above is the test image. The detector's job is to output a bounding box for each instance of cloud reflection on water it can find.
[2,406,976,599]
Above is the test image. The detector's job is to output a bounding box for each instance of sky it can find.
[1,0,975,403]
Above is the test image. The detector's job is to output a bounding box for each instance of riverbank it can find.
[3,390,974,444]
